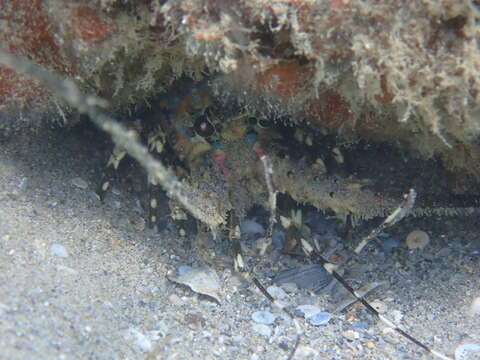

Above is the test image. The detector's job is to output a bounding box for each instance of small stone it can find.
[405,230,430,250]
[252,310,276,325]
[127,328,152,352]
[391,310,403,324]
[168,293,183,306]
[267,285,288,300]
[71,177,88,189]
[342,330,360,341]
[366,341,375,349]
[251,324,272,337]
[133,217,146,232]
[17,177,28,191]
[55,264,78,275]
[382,327,400,345]
[350,321,369,331]
[332,147,344,164]
[184,313,206,327]
[306,312,331,326]
[295,345,319,358]
[49,243,69,258]
[254,237,272,255]
[110,200,122,209]
[295,305,321,318]
[334,281,386,313]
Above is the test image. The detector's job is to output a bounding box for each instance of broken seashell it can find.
[168,265,221,304]
[405,230,430,250]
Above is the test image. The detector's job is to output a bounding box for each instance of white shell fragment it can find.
[168,265,221,304]
[71,177,88,189]
[49,243,69,258]
[295,305,322,318]
[469,297,480,316]
[334,281,386,313]
[455,343,480,360]
[406,230,430,249]
[251,323,272,337]
[307,312,331,326]
[332,147,344,164]
[266,285,288,300]
[251,310,276,325]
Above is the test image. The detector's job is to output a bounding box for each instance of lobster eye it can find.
[194,116,215,137]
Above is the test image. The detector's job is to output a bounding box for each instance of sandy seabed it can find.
[0,125,479,360]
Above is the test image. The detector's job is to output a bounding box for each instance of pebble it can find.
[133,217,146,232]
[342,330,360,341]
[405,230,430,250]
[391,309,403,324]
[127,328,152,352]
[71,177,88,189]
[49,243,69,258]
[251,310,276,325]
[350,321,370,331]
[168,293,183,306]
[334,281,386,313]
[254,237,272,255]
[17,176,28,191]
[109,200,122,210]
[295,345,319,358]
[306,312,331,326]
[267,285,288,300]
[251,323,272,337]
[295,305,322,318]
[382,327,400,345]
[55,264,78,275]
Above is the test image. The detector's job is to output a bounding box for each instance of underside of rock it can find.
[1,0,480,213]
